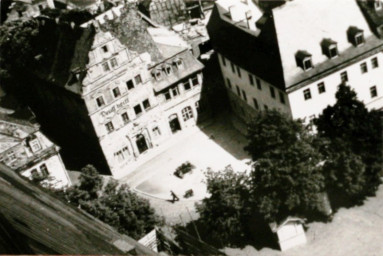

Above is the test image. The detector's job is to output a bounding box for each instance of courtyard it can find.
[119,114,250,223]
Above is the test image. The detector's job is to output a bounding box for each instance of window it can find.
[191,76,199,86]
[221,55,226,66]
[236,66,241,77]
[110,58,118,68]
[226,78,232,89]
[164,90,171,101]
[296,51,313,71]
[270,87,276,98]
[96,96,105,107]
[143,99,151,110]
[165,66,172,75]
[121,112,129,124]
[279,92,285,104]
[175,59,183,69]
[318,82,326,94]
[126,80,134,90]
[370,86,378,98]
[183,80,191,91]
[153,127,161,137]
[347,27,364,47]
[114,150,124,162]
[29,139,41,152]
[253,98,259,109]
[360,62,368,74]
[171,87,179,97]
[7,151,16,162]
[102,62,110,72]
[375,0,382,10]
[303,88,312,100]
[321,39,338,59]
[231,62,235,73]
[112,87,121,98]
[40,164,49,177]
[182,106,194,121]
[248,74,254,86]
[134,104,142,115]
[101,45,108,53]
[195,101,202,113]
[340,71,348,83]
[242,90,247,101]
[256,78,262,90]
[105,121,114,133]
[134,75,142,85]
[152,70,162,80]
[372,57,379,69]
[236,85,241,96]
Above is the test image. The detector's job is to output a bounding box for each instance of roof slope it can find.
[207,4,286,89]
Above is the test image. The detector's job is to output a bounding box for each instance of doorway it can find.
[136,134,149,154]
[169,114,181,134]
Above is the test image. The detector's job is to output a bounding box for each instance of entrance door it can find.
[169,114,181,133]
[136,134,148,154]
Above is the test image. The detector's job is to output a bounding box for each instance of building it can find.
[15,4,204,178]
[0,101,71,189]
[207,0,383,126]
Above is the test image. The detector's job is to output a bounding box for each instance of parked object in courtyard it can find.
[183,189,194,198]
[174,161,195,178]
[170,190,180,203]
[269,217,307,251]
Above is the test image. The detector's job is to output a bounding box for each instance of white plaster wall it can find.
[288,52,383,121]
[21,153,71,189]
[217,53,292,115]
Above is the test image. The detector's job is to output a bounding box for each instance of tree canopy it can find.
[62,165,162,240]
[315,84,383,198]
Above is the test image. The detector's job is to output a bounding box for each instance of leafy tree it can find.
[245,110,326,222]
[63,165,162,240]
[315,84,383,196]
[196,167,252,246]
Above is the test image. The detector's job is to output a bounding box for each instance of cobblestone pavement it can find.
[225,184,383,256]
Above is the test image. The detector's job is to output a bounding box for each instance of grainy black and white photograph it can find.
[0,0,382,255]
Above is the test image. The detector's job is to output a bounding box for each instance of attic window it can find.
[29,138,42,153]
[101,45,109,53]
[174,59,183,69]
[321,39,338,59]
[152,70,162,80]
[296,51,313,71]
[376,1,382,10]
[164,65,172,75]
[347,27,364,47]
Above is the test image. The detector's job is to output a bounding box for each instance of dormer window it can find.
[296,51,313,71]
[174,59,183,69]
[28,135,42,153]
[347,27,364,47]
[375,0,382,10]
[164,65,172,75]
[321,39,338,59]
[101,45,108,53]
[152,69,162,80]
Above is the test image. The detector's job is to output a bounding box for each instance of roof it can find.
[0,163,159,255]
[152,50,204,92]
[269,216,306,233]
[208,0,383,92]
[358,0,383,38]
[207,4,286,89]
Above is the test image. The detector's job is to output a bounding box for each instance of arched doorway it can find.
[136,134,149,154]
[169,114,181,134]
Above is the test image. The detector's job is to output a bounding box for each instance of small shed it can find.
[269,217,307,251]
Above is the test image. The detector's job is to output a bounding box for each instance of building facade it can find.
[18,4,204,178]
[0,113,71,189]
[207,0,383,125]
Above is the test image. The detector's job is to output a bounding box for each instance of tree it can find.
[245,110,326,222]
[315,84,383,197]
[63,165,162,240]
[195,167,252,246]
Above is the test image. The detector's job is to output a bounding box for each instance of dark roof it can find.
[358,0,383,38]
[0,163,159,255]
[32,17,96,87]
[206,5,286,89]
[100,5,163,62]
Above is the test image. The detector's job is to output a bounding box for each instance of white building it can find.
[207,0,383,125]
[0,112,71,189]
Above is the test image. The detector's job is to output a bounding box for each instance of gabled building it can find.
[0,104,71,189]
[207,0,383,125]
[16,4,204,178]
